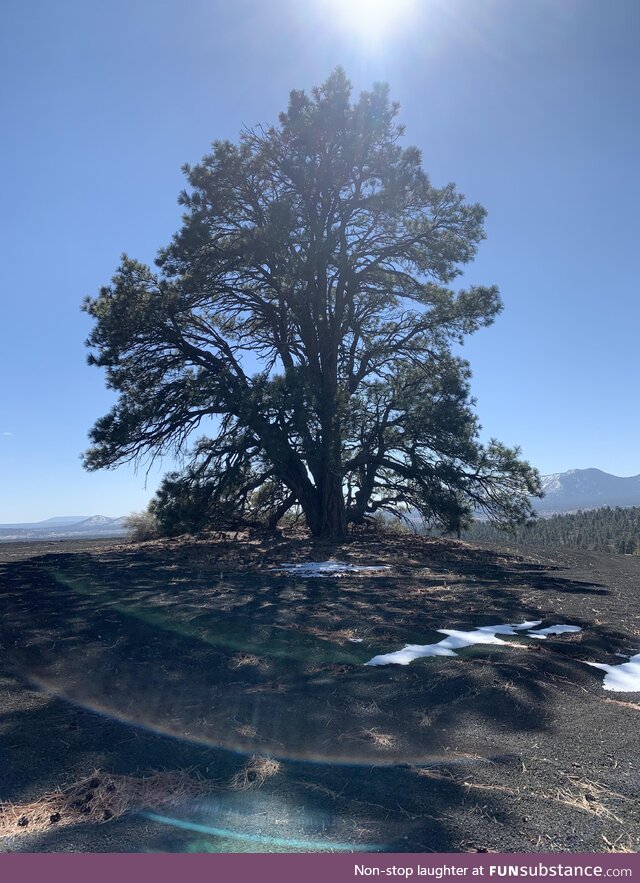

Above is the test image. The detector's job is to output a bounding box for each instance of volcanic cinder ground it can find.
[0,530,638,853]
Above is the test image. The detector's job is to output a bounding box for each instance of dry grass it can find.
[228,652,267,670]
[228,756,281,791]
[295,779,345,799]
[0,770,208,840]
[245,682,287,694]
[550,777,624,822]
[359,727,399,750]
[354,700,382,716]
[602,834,639,853]
[412,767,454,782]
[235,723,258,738]
[462,781,518,796]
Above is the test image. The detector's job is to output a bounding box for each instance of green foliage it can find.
[149,465,259,536]
[83,69,541,538]
[463,506,640,555]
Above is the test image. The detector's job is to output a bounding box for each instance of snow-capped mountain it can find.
[535,469,640,514]
[73,515,121,527]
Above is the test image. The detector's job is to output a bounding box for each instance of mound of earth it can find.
[0,530,638,853]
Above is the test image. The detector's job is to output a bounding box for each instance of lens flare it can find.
[145,810,380,852]
[322,0,417,46]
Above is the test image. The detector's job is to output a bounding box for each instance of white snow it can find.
[365,620,585,666]
[273,561,390,577]
[367,642,459,665]
[365,620,544,666]
[526,625,582,639]
[586,653,640,692]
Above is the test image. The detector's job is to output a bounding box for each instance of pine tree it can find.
[84,70,540,538]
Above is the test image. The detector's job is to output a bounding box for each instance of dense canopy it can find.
[84,69,541,538]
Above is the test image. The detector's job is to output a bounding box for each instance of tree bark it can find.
[267,493,296,530]
[318,468,346,538]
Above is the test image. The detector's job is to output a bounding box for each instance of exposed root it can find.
[605,698,640,712]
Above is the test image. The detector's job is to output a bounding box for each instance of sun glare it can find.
[323,0,417,45]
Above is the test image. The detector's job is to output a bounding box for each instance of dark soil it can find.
[0,530,638,853]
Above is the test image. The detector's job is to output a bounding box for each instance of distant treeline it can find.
[462,506,640,555]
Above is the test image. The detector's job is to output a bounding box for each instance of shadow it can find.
[0,533,638,853]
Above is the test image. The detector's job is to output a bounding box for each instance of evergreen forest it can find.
[462,506,640,555]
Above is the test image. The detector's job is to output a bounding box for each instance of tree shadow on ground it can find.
[0,535,638,852]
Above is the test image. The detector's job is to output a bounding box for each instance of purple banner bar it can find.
[0,853,638,883]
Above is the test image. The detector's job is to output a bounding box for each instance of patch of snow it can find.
[367,642,459,666]
[586,653,640,692]
[366,620,543,667]
[274,561,390,577]
[526,625,582,639]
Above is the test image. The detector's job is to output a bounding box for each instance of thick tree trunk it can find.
[312,392,347,538]
[295,329,347,537]
[298,480,345,538]
[296,456,346,538]
[318,469,346,538]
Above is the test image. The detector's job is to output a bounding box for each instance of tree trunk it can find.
[318,469,346,538]
[267,493,296,530]
[313,395,347,538]
[300,334,346,537]
[297,470,346,539]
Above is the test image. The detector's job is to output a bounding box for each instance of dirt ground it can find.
[0,529,638,853]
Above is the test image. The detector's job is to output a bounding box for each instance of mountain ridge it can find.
[0,515,128,542]
[535,468,640,513]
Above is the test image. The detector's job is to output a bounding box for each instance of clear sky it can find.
[1,0,639,522]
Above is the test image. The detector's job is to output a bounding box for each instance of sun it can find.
[323,0,417,45]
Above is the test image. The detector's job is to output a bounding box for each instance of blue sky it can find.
[1,0,638,522]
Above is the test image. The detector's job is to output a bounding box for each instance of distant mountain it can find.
[535,469,640,514]
[39,516,91,526]
[0,515,128,542]
[72,515,118,527]
[64,515,128,532]
[0,516,91,530]
[3,471,639,540]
